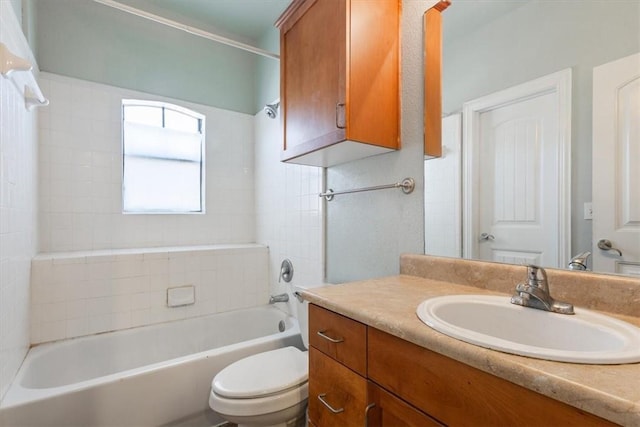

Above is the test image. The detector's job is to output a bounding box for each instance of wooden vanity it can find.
[303,255,640,426]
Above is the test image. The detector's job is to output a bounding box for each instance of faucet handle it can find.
[526,265,549,291]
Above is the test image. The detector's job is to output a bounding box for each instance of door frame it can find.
[462,69,572,267]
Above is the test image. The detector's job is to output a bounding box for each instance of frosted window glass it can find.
[123,122,202,161]
[122,100,204,213]
[123,158,201,212]
[124,105,162,127]
[165,109,199,132]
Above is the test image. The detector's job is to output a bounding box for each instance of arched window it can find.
[122,100,205,213]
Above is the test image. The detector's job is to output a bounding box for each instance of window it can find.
[122,100,205,213]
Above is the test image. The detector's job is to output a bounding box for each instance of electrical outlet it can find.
[584,202,593,220]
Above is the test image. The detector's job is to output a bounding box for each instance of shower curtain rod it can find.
[92,0,280,61]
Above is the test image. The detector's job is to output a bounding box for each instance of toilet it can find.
[208,285,314,427]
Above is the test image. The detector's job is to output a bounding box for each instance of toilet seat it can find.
[212,347,308,399]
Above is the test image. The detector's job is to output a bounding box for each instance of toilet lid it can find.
[212,347,308,399]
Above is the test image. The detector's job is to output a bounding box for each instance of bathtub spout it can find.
[269,293,289,304]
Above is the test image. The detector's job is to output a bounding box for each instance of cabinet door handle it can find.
[335,103,346,129]
[365,403,376,427]
[317,330,344,343]
[318,393,344,414]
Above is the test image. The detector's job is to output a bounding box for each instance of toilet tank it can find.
[293,284,326,349]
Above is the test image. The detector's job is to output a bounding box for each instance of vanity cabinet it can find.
[308,304,617,427]
[275,0,400,167]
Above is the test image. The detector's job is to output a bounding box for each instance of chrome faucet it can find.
[510,265,574,314]
[269,293,289,304]
[568,251,591,271]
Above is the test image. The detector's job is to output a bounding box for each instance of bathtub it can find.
[0,306,303,427]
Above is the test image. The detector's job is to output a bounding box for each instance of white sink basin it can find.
[416,294,640,364]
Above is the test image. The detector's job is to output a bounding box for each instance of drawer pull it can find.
[317,393,344,414]
[365,403,376,427]
[317,330,344,343]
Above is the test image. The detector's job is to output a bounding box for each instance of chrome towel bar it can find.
[319,177,415,201]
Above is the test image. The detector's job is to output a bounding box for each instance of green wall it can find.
[254,29,281,114]
[34,0,265,114]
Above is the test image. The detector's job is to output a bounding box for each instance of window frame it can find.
[121,99,206,214]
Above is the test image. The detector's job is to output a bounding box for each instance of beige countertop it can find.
[302,272,640,426]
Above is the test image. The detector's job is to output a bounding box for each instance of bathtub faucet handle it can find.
[278,259,293,283]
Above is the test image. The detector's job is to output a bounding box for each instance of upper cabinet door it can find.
[277,0,401,167]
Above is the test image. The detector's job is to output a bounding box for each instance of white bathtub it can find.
[0,306,303,427]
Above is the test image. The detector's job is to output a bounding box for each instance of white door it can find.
[592,53,640,276]
[463,70,572,268]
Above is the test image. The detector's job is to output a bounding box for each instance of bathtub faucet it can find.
[269,293,289,304]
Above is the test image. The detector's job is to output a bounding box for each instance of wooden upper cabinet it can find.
[276,0,401,167]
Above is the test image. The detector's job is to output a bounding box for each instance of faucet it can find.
[269,293,289,304]
[568,251,591,270]
[510,265,574,314]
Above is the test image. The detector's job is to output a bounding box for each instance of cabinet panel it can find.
[282,0,346,154]
[277,0,400,166]
[308,347,367,427]
[309,304,367,376]
[347,0,400,148]
[367,381,444,427]
[368,328,617,427]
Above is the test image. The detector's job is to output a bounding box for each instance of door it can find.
[463,70,572,268]
[592,53,640,276]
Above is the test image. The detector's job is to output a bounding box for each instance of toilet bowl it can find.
[209,284,318,427]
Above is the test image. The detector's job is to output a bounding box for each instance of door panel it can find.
[463,69,571,269]
[476,92,557,266]
[592,53,640,275]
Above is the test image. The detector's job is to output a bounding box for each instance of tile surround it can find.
[37,73,255,252]
[30,245,269,344]
[254,110,325,298]
[0,2,39,400]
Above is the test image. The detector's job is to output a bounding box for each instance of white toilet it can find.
[208,285,313,427]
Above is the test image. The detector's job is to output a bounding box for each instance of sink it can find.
[416,294,640,364]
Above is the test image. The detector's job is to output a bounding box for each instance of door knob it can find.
[597,239,622,257]
[479,233,495,241]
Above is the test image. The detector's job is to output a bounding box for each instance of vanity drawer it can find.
[308,346,367,427]
[367,328,617,426]
[309,304,367,376]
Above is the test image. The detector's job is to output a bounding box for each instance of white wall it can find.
[38,73,255,252]
[0,0,39,400]
[254,110,325,300]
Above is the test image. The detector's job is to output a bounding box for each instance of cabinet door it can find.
[367,381,444,427]
[308,347,367,427]
[368,328,617,426]
[309,304,367,376]
[282,0,347,157]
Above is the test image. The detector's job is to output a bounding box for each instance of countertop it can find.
[301,273,640,426]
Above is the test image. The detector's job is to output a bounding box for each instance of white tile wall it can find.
[38,73,256,252]
[254,111,325,298]
[30,245,269,343]
[0,0,39,401]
